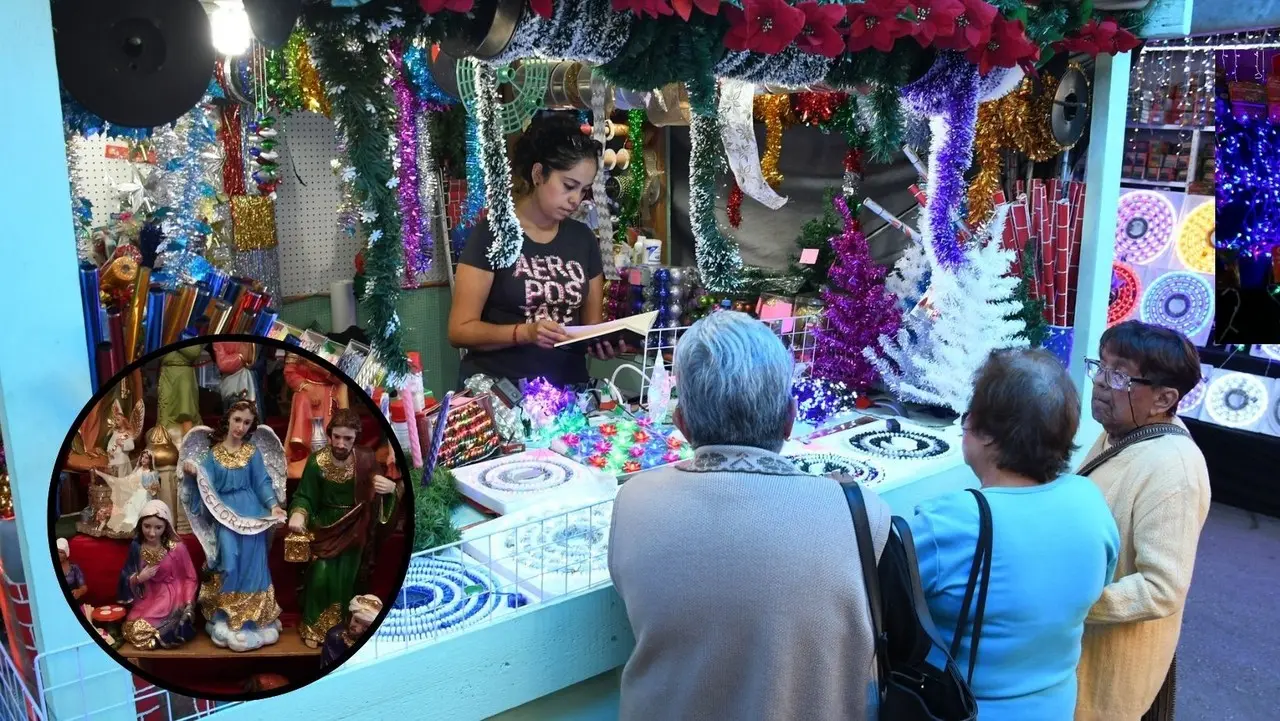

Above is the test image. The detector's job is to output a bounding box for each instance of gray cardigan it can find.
[608,445,892,721]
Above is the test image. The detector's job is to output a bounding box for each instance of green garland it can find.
[615,108,647,244]
[306,16,411,378]
[431,104,470,180]
[412,465,463,553]
[597,13,729,112]
[687,78,741,293]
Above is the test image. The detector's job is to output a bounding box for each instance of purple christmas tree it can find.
[813,195,901,389]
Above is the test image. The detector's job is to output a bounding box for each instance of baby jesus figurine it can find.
[320,594,382,670]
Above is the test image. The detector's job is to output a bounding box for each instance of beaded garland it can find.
[499,502,612,578]
[847,429,952,460]
[1204,372,1269,429]
[477,458,575,493]
[785,453,883,486]
[1115,191,1176,265]
[376,555,528,643]
[1139,271,1213,338]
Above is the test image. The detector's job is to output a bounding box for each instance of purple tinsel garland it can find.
[391,40,431,285]
[902,51,978,271]
[813,195,901,389]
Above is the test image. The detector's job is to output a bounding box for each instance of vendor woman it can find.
[448,112,620,387]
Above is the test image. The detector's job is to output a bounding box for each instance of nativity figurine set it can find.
[58,347,402,670]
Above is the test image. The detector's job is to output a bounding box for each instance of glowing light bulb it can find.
[210,1,252,57]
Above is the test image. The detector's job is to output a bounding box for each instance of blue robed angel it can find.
[178,399,288,652]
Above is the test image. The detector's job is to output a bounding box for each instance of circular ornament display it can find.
[478,458,574,494]
[1175,202,1215,274]
[1140,271,1213,338]
[847,429,952,461]
[1204,372,1269,428]
[1177,375,1207,415]
[501,503,612,576]
[1258,344,1280,361]
[1108,262,1141,326]
[379,555,526,642]
[1115,191,1177,265]
[786,453,884,486]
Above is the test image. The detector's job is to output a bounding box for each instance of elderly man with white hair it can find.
[608,311,892,721]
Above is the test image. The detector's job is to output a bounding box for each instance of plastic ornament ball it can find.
[669,267,685,285]
[654,268,670,284]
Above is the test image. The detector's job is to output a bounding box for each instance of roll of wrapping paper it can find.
[96,342,117,385]
[143,286,167,355]
[106,309,126,374]
[1054,201,1071,326]
[223,285,251,331]
[230,291,266,333]
[207,272,227,301]
[207,300,233,335]
[253,308,279,337]
[79,264,103,390]
[191,282,214,325]
[163,286,198,346]
[902,145,928,181]
[123,265,150,364]
[862,198,920,242]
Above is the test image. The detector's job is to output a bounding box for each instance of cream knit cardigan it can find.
[1074,417,1211,721]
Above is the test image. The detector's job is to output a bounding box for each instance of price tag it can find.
[799,248,819,265]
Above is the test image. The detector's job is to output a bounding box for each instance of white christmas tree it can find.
[884,236,932,315]
[864,205,1027,414]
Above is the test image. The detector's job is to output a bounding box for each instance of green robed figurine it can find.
[287,408,402,647]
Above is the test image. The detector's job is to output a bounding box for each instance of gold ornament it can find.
[1176,202,1215,274]
[753,94,793,191]
[283,531,314,563]
[231,196,279,251]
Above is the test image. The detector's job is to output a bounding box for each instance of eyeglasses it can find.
[1083,358,1154,391]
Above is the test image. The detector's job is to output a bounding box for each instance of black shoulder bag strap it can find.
[889,515,957,655]
[1077,423,1191,478]
[949,488,993,685]
[844,483,889,699]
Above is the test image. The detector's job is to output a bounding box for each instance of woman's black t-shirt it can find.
[456,218,604,387]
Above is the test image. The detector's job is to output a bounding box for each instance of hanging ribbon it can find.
[717,79,787,211]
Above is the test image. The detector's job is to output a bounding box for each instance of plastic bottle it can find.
[389,397,413,457]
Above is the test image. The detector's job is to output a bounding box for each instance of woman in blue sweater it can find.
[910,348,1120,720]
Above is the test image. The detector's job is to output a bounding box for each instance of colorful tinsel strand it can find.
[403,42,457,111]
[903,52,978,271]
[391,39,432,284]
[292,31,332,117]
[151,104,220,288]
[616,108,647,243]
[61,91,155,142]
[462,118,485,227]
[727,180,743,228]
[792,376,857,425]
[967,74,1066,225]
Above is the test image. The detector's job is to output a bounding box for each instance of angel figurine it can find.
[178,399,288,652]
[105,399,145,477]
[90,449,158,537]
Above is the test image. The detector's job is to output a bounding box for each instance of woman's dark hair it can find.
[511,112,602,194]
[1099,320,1202,411]
[967,348,1081,484]
[210,399,259,445]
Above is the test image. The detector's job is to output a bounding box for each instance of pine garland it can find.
[1012,245,1049,347]
[688,79,742,293]
[788,186,847,293]
[474,64,524,269]
[307,15,410,378]
[412,465,462,553]
[598,14,728,112]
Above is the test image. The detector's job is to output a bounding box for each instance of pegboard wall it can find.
[73,109,452,299]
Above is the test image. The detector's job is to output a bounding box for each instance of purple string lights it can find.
[902,51,979,271]
[1115,190,1176,265]
[391,40,432,286]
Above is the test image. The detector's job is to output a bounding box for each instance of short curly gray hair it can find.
[673,311,794,453]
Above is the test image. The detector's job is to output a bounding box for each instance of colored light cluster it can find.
[792,375,859,425]
[554,415,692,476]
[1217,96,1280,258]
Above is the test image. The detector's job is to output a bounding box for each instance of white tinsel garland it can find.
[417,108,447,283]
[865,206,1026,413]
[689,108,743,292]
[491,9,550,66]
[589,75,617,277]
[533,0,632,64]
[475,63,525,269]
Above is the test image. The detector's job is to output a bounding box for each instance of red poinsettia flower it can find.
[671,0,721,21]
[931,0,997,52]
[794,1,846,58]
[529,0,553,18]
[419,0,473,14]
[723,0,806,56]
[611,0,672,19]
[846,0,914,53]
[966,16,1038,75]
[1059,18,1143,55]
[910,0,965,47]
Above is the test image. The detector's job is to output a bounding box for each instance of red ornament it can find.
[854,394,874,409]
[791,91,846,124]
[844,147,865,174]
[845,0,914,54]
[727,180,744,228]
[723,0,806,55]
[909,0,965,47]
[794,1,845,58]
[932,0,997,52]
[966,16,1039,76]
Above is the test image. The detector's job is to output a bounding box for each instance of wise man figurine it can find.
[288,409,401,648]
[320,594,383,670]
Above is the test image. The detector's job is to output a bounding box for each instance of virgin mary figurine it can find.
[178,399,288,652]
[117,499,199,650]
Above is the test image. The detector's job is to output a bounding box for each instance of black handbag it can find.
[844,484,992,721]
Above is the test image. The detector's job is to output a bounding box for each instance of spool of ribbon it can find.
[616,148,631,170]
[717,79,787,211]
[606,120,628,140]
[602,148,617,171]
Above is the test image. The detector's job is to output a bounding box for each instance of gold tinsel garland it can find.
[968,74,1066,225]
[230,195,280,251]
[291,33,332,117]
[753,94,795,191]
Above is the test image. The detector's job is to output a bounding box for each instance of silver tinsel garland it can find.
[475,64,525,269]
[532,0,632,64]
[151,103,220,288]
[67,136,95,263]
[716,47,831,87]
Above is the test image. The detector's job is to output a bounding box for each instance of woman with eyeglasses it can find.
[908,348,1119,720]
[1075,321,1211,721]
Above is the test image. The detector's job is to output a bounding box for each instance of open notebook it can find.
[554,311,659,353]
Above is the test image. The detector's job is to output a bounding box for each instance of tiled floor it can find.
[1177,502,1280,720]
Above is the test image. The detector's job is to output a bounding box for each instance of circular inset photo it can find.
[48,336,413,701]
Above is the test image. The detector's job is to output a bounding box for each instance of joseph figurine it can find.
[288,408,402,647]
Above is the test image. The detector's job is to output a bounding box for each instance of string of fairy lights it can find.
[1216,31,1280,258]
